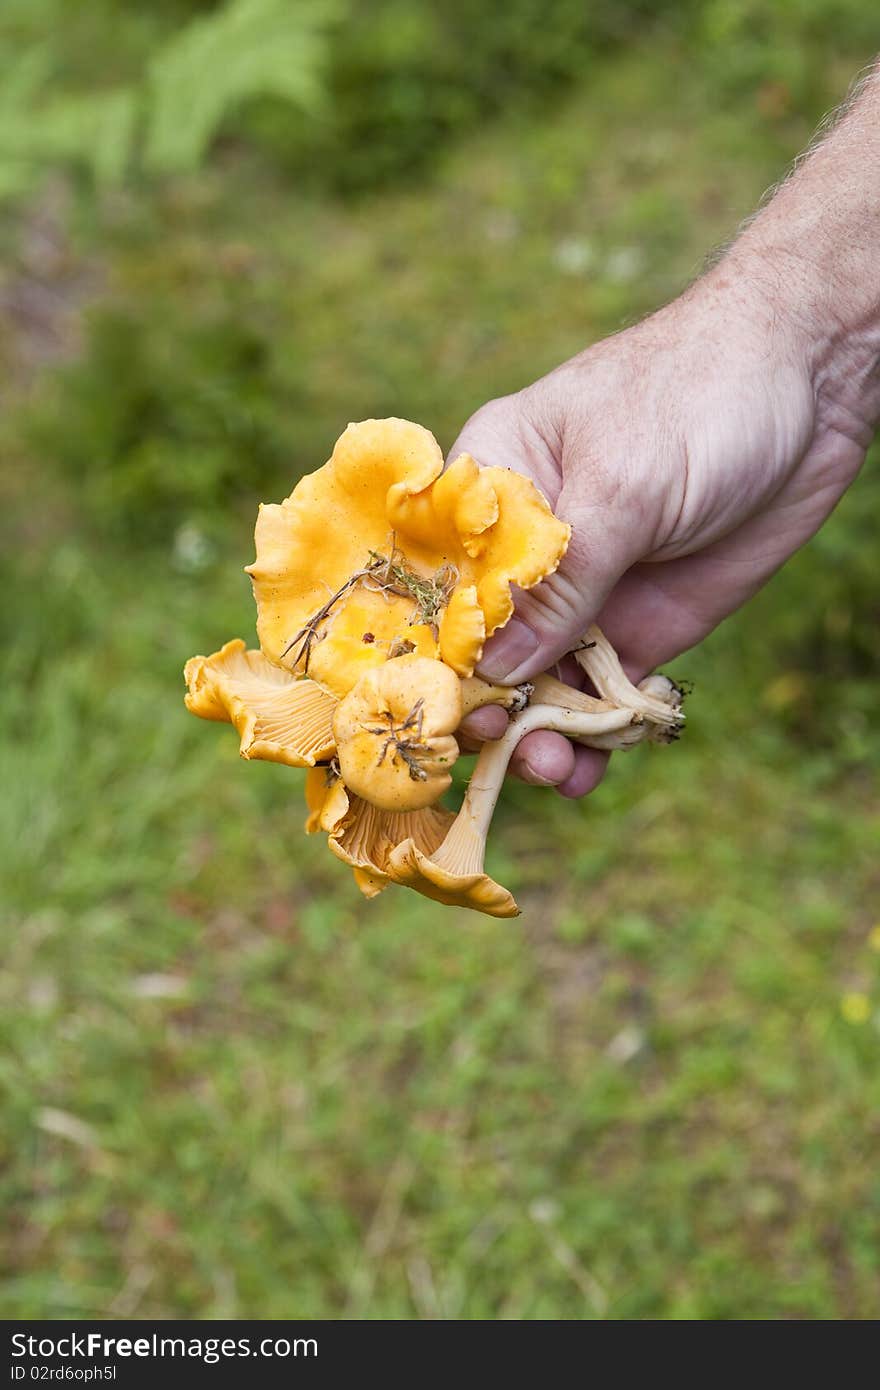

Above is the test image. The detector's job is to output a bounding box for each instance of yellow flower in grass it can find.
[840,992,870,1025]
[245,417,570,698]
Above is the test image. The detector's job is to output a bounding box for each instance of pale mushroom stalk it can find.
[531,673,615,715]
[574,625,685,738]
[532,671,684,750]
[459,676,533,718]
[430,701,636,877]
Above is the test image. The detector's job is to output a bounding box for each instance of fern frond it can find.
[144,0,337,176]
[0,81,138,192]
[0,0,338,204]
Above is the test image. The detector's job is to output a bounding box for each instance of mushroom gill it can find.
[306,769,454,897]
[184,639,337,766]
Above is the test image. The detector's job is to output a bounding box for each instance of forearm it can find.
[718,62,880,436]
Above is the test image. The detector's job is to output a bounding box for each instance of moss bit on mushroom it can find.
[365,543,459,636]
[280,554,388,672]
[280,544,460,674]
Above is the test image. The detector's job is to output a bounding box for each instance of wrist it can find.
[719,62,880,439]
[718,220,880,441]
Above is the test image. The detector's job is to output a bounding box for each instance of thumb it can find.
[475,492,636,684]
[449,391,643,683]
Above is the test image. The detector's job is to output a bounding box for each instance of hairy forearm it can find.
[719,62,880,437]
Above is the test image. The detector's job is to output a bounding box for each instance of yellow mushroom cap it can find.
[184,639,336,766]
[303,764,337,834]
[351,866,386,899]
[332,655,461,812]
[246,418,570,698]
[387,837,519,918]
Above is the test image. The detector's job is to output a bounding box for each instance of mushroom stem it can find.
[532,670,684,750]
[574,626,684,732]
[531,672,684,750]
[531,673,616,715]
[459,676,533,717]
[431,701,635,876]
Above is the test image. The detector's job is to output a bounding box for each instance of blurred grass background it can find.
[1,0,879,1319]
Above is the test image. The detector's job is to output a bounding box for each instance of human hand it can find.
[453,259,875,796]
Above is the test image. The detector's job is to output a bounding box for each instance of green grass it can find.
[1,25,879,1319]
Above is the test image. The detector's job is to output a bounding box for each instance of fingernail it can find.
[477,618,539,682]
[520,765,556,787]
[459,706,509,743]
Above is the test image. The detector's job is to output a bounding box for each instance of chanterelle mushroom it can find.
[332,655,462,811]
[246,418,570,698]
[184,639,336,766]
[184,417,689,918]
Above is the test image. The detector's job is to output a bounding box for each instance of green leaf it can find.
[0,45,138,193]
[144,0,335,176]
